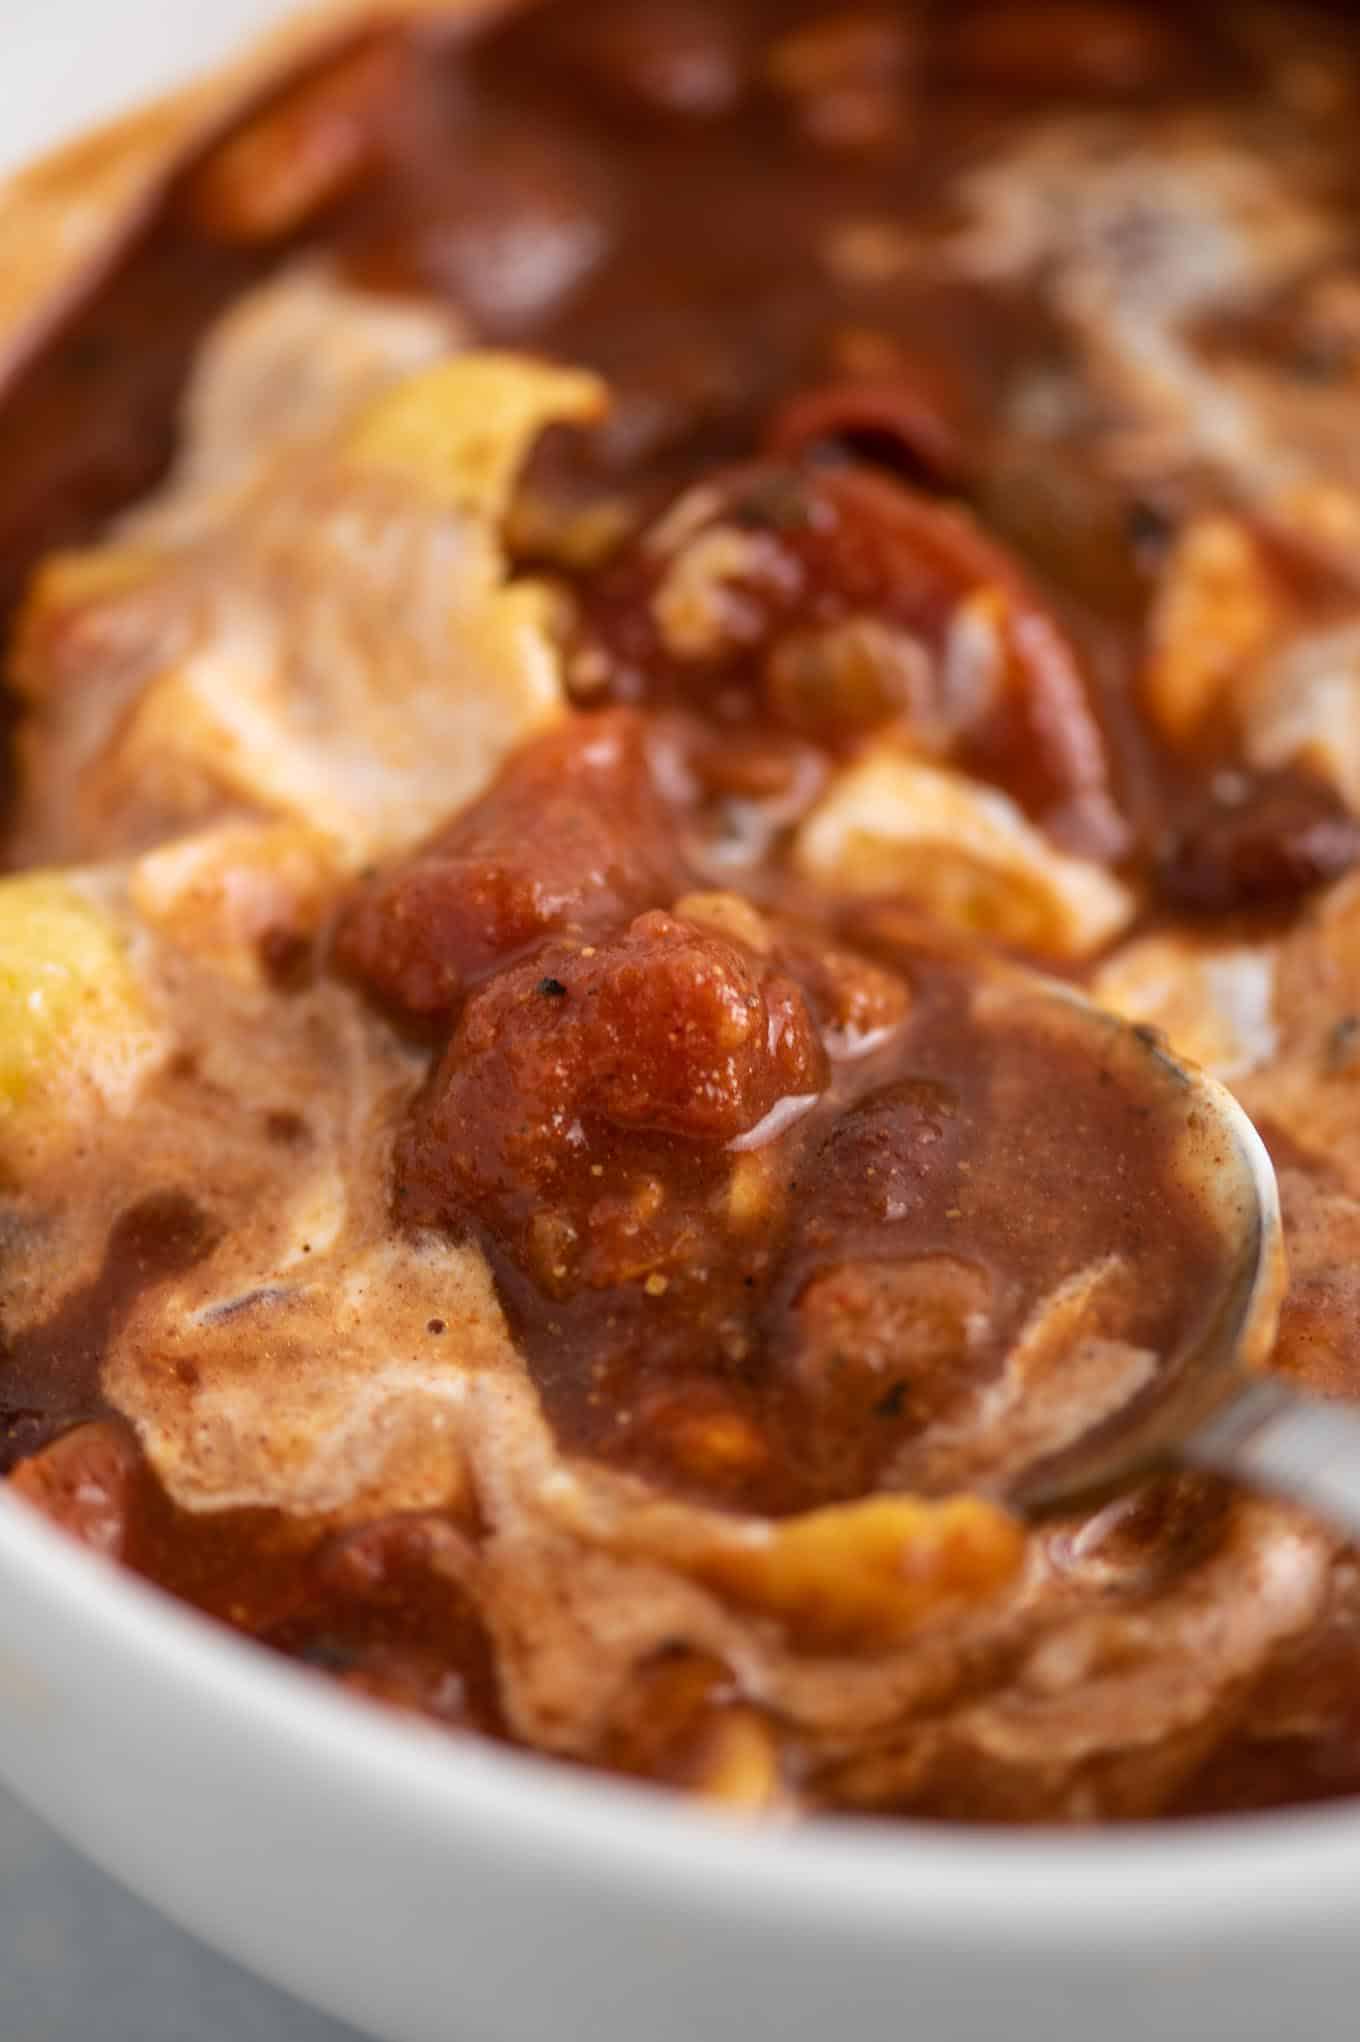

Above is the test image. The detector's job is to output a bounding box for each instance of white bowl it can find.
[3,1480,1360,2042]
[3,6,1360,2038]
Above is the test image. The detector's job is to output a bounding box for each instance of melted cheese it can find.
[11,273,604,867]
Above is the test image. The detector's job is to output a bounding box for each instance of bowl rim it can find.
[4,1478,1360,1945]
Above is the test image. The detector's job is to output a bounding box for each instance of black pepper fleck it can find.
[874,1381,909,1420]
[1126,497,1175,561]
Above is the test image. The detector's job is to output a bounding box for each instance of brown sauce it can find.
[0,1194,214,1472]
[388,865,1220,1514]
[4,0,1360,1825]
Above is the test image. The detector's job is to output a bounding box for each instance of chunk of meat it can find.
[1159,770,1360,915]
[335,710,685,1016]
[397,908,827,1279]
[9,1421,140,1558]
[572,460,1125,855]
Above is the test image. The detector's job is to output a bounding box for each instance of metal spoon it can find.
[978,976,1360,1539]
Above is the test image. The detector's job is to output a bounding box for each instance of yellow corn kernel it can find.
[727,1151,778,1226]
[697,1492,1024,1650]
[673,890,773,954]
[795,751,1134,959]
[1142,517,1283,744]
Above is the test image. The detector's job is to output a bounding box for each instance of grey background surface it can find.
[0,1782,367,2042]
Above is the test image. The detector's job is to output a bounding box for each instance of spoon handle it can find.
[1185,1373,1360,1539]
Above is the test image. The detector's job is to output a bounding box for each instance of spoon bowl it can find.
[995,980,1285,1513]
[984,972,1360,1541]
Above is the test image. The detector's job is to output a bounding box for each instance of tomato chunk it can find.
[336,710,685,1016]
[397,908,827,1288]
